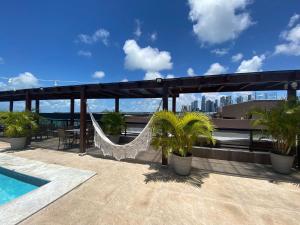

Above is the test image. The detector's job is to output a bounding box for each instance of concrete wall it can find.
[221,100,280,119]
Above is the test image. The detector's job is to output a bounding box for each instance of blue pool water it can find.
[0,167,48,206]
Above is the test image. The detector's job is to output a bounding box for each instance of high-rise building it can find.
[181,105,188,112]
[225,96,232,106]
[220,96,226,108]
[236,96,243,104]
[247,94,252,101]
[191,100,198,111]
[214,99,218,112]
[201,96,206,112]
[205,100,214,112]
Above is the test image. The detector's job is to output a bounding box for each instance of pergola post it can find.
[115,97,119,112]
[287,82,299,169]
[35,99,40,114]
[9,100,13,112]
[80,87,87,153]
[25,91,31,111]
[70,98,75,127]
[172,96,176,113]
[162,85,169,166]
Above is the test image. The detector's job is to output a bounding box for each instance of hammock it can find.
[88,101,161,160]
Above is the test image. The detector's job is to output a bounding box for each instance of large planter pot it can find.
[270,152,295,174]
[107,135,120,144]
[172,153,192,176]
[9,137,27,150]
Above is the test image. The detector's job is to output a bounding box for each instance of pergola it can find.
[0,70,299,165]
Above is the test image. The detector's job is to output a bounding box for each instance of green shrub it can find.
[100,112,126,135]
[0,111,39,138]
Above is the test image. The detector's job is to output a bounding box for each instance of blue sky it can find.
[0,0,299,112]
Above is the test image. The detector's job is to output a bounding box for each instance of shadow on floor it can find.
[143,164,210,188]
[2,137,299,188]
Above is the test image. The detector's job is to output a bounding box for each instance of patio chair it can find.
[57,129,75,150]
[34,124,50,141]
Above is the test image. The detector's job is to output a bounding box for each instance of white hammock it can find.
[88,108,156,161]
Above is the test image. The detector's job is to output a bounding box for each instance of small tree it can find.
[251,100,300,155]
[151,111,215,157]
[100,112,126,135]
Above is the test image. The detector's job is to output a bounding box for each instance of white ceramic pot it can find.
[10,137,27,150]
[172,153,192,176]
[270,152,295,174]
[108,135,120,144]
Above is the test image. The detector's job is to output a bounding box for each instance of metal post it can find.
[287,85,298,168]
[80,87,87,153]
[249,130,253,152]
[172,96,176,113]
[162,85,169,166]
[9,100,13,112]
[35,99,40,114]
[25,91,31,111]
[115,97,119,113]
[70,98,75,127]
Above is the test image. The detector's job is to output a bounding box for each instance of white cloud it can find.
[288,14,300,28]
[187,67,196,76]
[77,28,110,46]
[143,72,175,80]
[123,39,173,72]
[211,48,229,56]
[188,0,253,44]
[144,71,163,80]
[134,19,142,38]
[121,78,128,82]
[77,50,92,57]
[205,63,227,75]
[236,55,265,73]
[275,23,300,56]
[166,74,175,79]
[0,57,4,64]
[231,53,243,62]
[0,72,39,91]
[150,32,157,41]
[92,71,105,79]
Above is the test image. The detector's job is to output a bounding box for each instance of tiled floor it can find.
[0,141,300,225]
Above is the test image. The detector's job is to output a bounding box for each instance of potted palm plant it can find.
[251,100,300,174]
[0,111,39,150]
[151,111,215,175]
[100,112,126,143]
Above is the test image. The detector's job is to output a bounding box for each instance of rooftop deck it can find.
[1,142,299,225]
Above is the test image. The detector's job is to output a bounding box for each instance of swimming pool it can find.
[0,167,48,206]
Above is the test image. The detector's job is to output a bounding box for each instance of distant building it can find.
[191,100,198,111]
[236,96,243,104]
[247,94,252,101]
[225,96,232,106]
[214,99,218,112]
[201,96,206,112]
[205,100,214,112]
[220,96,226,108]
[181,105,188,112]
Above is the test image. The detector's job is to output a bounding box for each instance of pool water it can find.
[0,167,48,206]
